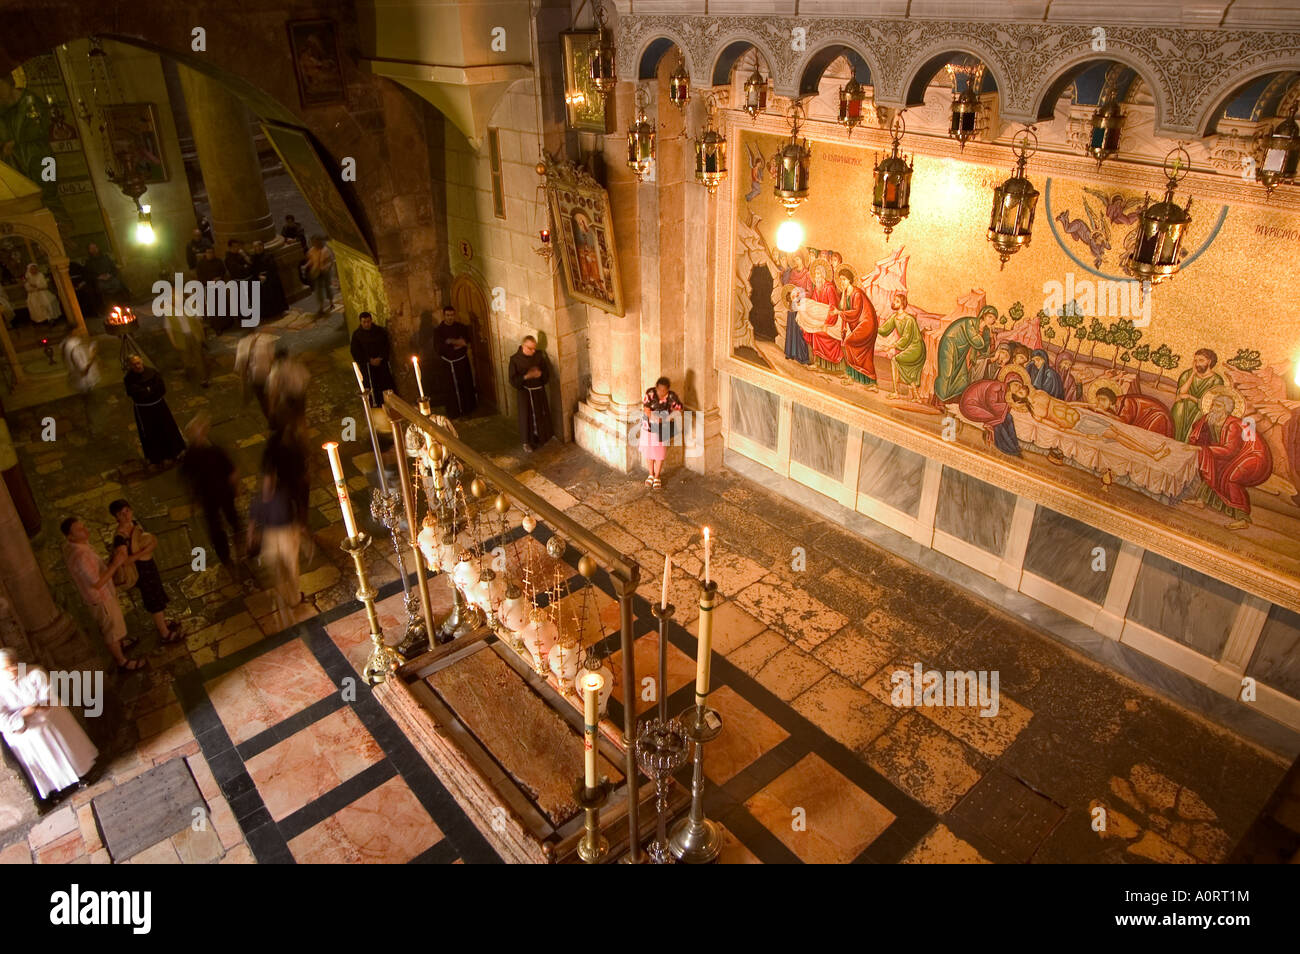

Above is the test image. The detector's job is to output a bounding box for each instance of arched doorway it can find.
[449,273,496,412]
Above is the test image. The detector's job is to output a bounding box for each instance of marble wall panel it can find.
[856,432,926,518]
[1022,506,1122,605]
[934,467,1016,556]
[1126,551,1242,659]
[730,378,780,450]
[790,403,847,480]
[1246,604,1300,700]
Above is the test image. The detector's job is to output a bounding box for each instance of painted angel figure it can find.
[1055,194,1111,268]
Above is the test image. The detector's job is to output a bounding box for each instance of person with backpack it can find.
[108,499,183,646]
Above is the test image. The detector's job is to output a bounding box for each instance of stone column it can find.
[176,65,276,247]
[586,307,610,411]
[0,479,81,670]
[51,259,87,335]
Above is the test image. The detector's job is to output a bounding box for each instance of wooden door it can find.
[450,274,496,411]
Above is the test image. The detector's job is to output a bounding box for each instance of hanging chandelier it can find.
[1123,146,1193,286]
[1258,107,1300,195]
[589,0,616,99]
[85,37,149,209]
[987,126,1040,268]
[838,73,868,135]
[695,93,728,195]
[774,103,812,214]
[669,55,690,110]
[872,113,913,241]
[626,85,655,181]
[742,56,769,120]
[946,61,984,150]
[1086,98,1124,168]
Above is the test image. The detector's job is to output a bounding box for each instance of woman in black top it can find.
[639,376,683,490]
[109,499,182,644]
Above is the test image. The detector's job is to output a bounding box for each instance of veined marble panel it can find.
[1247,605,1300,700]
[1022,506,1121,605]
[730,377,780,450]
[790,402,847,480]
[934,467,1015,556]
[1127,551,1242,660]
[856,432,926,518]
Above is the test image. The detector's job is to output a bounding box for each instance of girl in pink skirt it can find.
[640,376,683,490]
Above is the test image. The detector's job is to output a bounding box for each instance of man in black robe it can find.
[350,311,396,407]
[185,229,212,270]
[84,243,131,309]
[224,240,253,281]
[508,336,552,451]
[434,305,476,418]
[67,259,102,321]
[281,215,307,253]
[123,354,186,467]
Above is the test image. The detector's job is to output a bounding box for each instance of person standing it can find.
[878,293,925,401]
[249,240,287,320]
[350,311,395,407]
[84,242,131,309]
[60,330,100,432]
[267,345,311,433]
[249,463,305,629]
[123,354,186,468]
[305,236,334,315]
[235,327,276,418]
[162,287,210,387]
[109,499,183,645]
[280,214,307,253]
[508,335,552,452]
[639,376,683,490]
[0,648,100,804]
[185,228,212,270]
[434,305,477,418]
[194,246,231,334]
[67,258,102,321]
[60,517,143,671]
[224,239,253,281]
[180,413,244,576]
[21,264,61,325]
[196,215,215,245]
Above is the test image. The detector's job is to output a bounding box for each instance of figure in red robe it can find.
[838,272,878,388]
[1187,393,1272,529]
[958,378,1026,456]
[1093,388,1173,436]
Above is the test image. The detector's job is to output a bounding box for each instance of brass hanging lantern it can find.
[695,93,728,195]
[742,62,769,120]
[589,0,616,99]
[987,126,1040,269]
[838,73,868,135]
[946,62,984,150]
[669,56,690,109]
[872,113,913,241]
[774,103,812,214]
[1123,146,1193,286]
[1086,98,1124,168]
[627,85,655,181]
[1258,107,1300,195]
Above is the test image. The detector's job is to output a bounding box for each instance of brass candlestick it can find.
[342,532,403,685]
[574,779,611,863]
[669,580,723,863]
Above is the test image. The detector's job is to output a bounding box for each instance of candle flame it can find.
[323,441,339,451]
[580,670,605,691]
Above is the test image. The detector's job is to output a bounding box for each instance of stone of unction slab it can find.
[93,759,206,862]
[427,650,622,827]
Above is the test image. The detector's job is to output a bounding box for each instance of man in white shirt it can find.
[305,236,335,315]
[60,517,143,671]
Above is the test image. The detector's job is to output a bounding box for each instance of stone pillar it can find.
[51,259,87,335]
[0,479,80,669]
[587,307,611,411]
[176,65,276,247]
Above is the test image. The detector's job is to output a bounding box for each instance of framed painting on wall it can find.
[259,121,373,259]
[102,103,168,182]
[287,19,346,108]
[561,31,612,134]
[545,159,624,316]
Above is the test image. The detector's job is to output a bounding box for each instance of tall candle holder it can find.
[669,580,723,863]
[573,778,612,863]
[633,602,690,863]
[341,531,404,685]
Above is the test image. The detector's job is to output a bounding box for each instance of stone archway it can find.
[449,272,496,411]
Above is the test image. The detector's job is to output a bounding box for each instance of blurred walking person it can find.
[305,236,334,315]
[180,413,244,578]
[249,461,305,629]
[61,330,100,433]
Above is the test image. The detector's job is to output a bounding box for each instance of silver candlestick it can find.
[369,487,426,655]
[635,715,689,864]
[668,702,724,863]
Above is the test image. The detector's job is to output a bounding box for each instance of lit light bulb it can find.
[776,219,805,253]
[134,219,155,244]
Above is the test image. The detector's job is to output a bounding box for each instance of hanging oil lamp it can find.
[1086,98,1124,168]
[872,112,913,241]
[1258,107,1300,195]
[589,0,616,99]
[669,55,690,110]
[838,73,868,136]
[627,85,655,181]
[1123,146,1193,286]
[695,93,728,195]
[774,103,812,214]
[742,61,769,120]
[947,62,983,150]
[987,126,1040,268]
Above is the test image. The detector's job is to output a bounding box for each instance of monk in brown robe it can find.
[509,336,553,451]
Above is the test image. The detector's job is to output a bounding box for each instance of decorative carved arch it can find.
[0,218,66,264]
[1028,48,1168,129]
[1196,61,1300,136]
[709,36,781,89]
[792,38,878,98]
[896,41,1007,111]
[632,33,695,83]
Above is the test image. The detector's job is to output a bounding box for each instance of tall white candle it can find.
[411,355,425,399]
[323,442,359,539]
[580,670,603,789]
[695,588,713,705]
[352,360,366,392]
[661,552,671,609]
[703,527,711,585]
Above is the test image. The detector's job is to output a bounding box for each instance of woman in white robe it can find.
[0,649,97,800]
[22,264,62,325]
